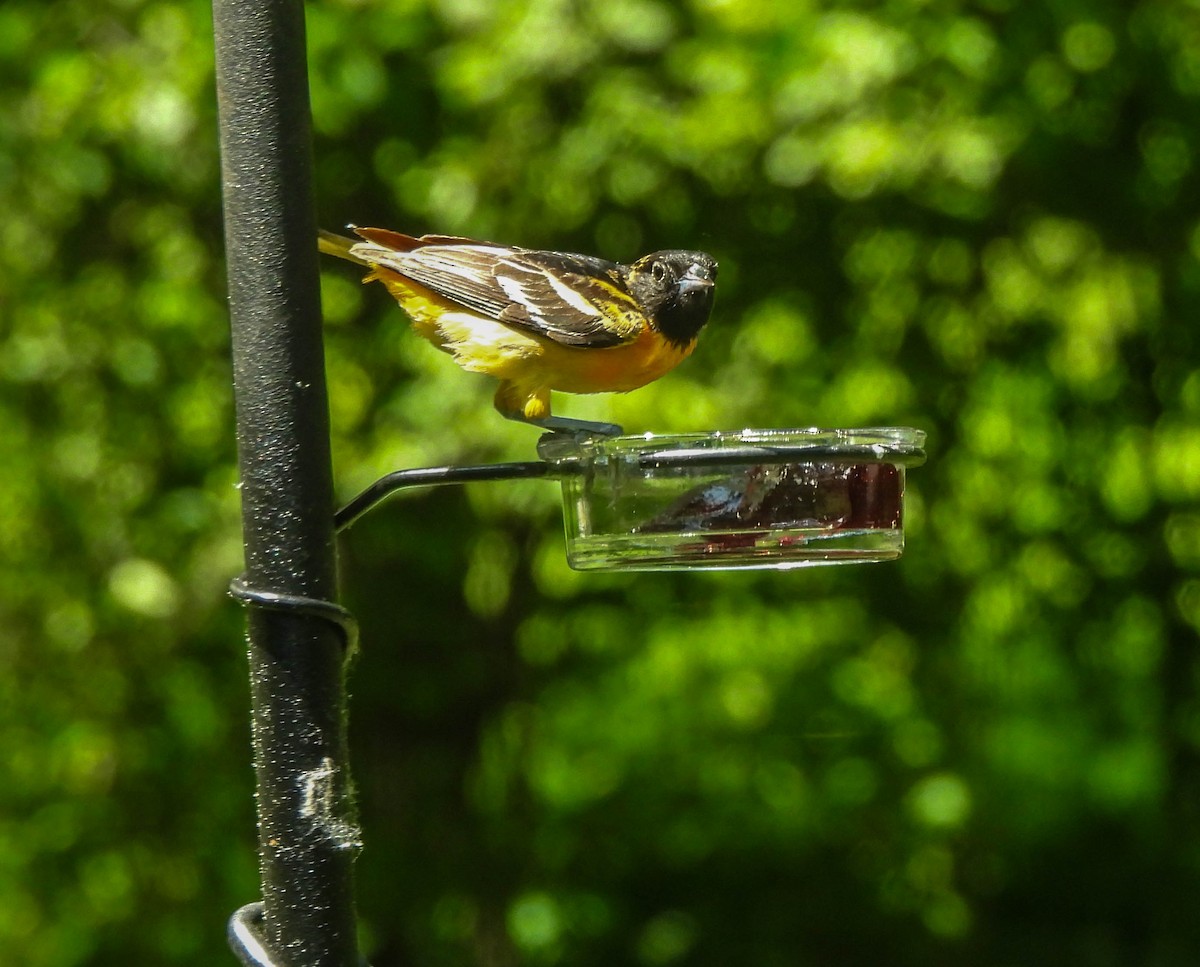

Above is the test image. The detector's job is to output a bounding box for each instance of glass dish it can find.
[538,427,926,571]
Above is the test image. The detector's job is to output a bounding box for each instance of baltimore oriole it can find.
[318,226,717,435]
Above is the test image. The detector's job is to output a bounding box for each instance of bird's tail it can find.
[318,228,372,266]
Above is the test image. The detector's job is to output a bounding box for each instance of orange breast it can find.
[536,326,695,395]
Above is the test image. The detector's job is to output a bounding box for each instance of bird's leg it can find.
[496,383,624,437]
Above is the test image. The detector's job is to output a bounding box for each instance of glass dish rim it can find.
[538,425,927,469]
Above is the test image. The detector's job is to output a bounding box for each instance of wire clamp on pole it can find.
[228,576,360,655]
[228,902,372,967]
[228,903,275,967]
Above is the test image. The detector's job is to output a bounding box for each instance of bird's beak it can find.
[677,267,715,295]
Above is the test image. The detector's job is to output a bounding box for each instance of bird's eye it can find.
[651,261,667,282]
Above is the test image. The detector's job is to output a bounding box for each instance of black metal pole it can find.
[213,0,360,964]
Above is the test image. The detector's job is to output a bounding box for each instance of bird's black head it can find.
[626,250,717,348]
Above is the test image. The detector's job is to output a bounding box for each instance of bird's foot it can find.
[521,414,625,438]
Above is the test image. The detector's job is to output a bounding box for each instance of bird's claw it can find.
[523,415,625,438]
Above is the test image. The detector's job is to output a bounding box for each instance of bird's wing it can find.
[353,237,647,349]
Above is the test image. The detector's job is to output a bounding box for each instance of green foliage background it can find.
[3,0,1200,963]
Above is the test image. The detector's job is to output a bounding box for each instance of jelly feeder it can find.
[337,426,926,570]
